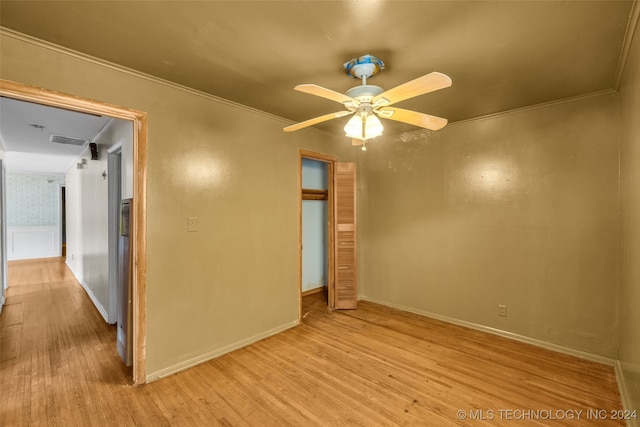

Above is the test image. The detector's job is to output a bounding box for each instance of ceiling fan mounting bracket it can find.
[344,54,385,84]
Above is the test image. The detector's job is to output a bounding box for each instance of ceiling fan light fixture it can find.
[344,114,383,140]
[285,56,451,147]
[343,115,362,138]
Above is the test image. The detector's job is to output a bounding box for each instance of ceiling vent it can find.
[49,134,89,147]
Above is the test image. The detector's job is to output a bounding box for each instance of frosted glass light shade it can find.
[344,115,363,138]
[344,114,383,139]
[365,114,384,137]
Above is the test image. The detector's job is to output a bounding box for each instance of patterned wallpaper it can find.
[7,173,65,227]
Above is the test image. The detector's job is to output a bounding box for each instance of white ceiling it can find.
[0,1,637,144]
[0,97,112,174]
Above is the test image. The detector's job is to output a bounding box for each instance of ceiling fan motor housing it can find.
[345,85,384,103]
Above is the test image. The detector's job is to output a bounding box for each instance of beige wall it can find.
[359,92,620,358]
[618,18,640,422]
[0,32,355,379]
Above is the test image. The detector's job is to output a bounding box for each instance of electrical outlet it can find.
[498,304,507,317]
[187,216,199,232]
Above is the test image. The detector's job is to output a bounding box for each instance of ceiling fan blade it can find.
[373,72,452,107]
[283,110,352,132]
[352,138,365,146]
[376,107,448,131]
[294,84,357,105]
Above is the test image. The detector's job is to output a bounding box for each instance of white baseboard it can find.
[359,295,616,366]
[78,279,109,323]
[615,361,640,427]
[146,319,299,383]
[78,280,109,323]
[66,260,109,323]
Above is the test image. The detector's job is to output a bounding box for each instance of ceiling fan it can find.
[283,54,452,150]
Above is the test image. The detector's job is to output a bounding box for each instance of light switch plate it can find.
[498,304,507,317]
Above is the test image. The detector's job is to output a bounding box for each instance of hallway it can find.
[0,257,131,425]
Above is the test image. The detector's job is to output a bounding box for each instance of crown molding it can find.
[393,88,617,142]
[449,89,617,128]
[614,0,640,89]
[0,27,296,127]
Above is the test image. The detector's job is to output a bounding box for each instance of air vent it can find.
[49,134,89,146]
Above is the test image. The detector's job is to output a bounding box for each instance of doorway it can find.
[0,79,148,384]
[299,150,335,320]
[301,158,330,298]
[298,150,358,320]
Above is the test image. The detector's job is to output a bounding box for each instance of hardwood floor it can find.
[0,258,625,426]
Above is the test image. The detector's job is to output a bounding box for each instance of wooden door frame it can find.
[298,150,336,321]
[0,79,148,385]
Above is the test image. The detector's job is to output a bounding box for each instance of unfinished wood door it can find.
[333,162,356,309]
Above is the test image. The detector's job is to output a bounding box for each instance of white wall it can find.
[6,172,65,260]
[65,118,133,322]
[7,226,59,260]
[302,201,328,292]
[110,119,134,199]
[301,159,328,292]
[65,154,87,304]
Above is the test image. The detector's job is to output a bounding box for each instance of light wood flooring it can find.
[0,258,625,426]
